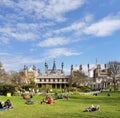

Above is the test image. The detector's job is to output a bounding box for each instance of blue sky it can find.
[0,0,120,74]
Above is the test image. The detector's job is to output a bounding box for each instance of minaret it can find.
[70,64,74,87]
[96,58,98,65]
[33,65,36,71]
[45,62,48,74]
[104,64,106,69]
[52,59,56,73]
[37,69,40,76]
[24,65,28,77]
[61,62,64,73]
[33,65,36,77]
[87,63,90,77]
[87,64,90,71]
[71,64,73,76]
[53,60,56,70]
[104,64,107,72]
[79,64,82,72]
[23,65,29,84]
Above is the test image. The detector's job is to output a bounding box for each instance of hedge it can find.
[0,84,16,96]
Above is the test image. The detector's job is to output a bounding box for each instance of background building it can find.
[24,60,120,90]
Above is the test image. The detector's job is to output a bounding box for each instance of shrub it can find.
[0,84,16,95]
[79,86,92,92]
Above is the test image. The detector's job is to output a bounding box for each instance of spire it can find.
[24,65,28,70]
[79,64,82,71]
[51,59,56,73]
[71,64,73,76]
[96,58,98,65]
[45,62,48,74]
[104,64,106,69]
[61,62,64,73]
[71,64,73,69]
[33,65,36,70]
[87,64,89,70]
[52,59,56,70]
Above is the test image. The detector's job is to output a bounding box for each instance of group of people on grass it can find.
[54,93,69,100]
[22,93,53,105]
[0,99,13,110]
[0,92,100,113]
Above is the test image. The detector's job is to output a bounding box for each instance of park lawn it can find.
[0,91,120,118]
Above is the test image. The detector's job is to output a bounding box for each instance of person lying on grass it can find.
[84,104,100,112]
[41,99,47,104]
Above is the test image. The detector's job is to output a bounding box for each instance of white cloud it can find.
[43,0,86,21]
[44,48,81,59]
[50,13,120,38]
[84,14,120,37]
[50,14,93,35]
[38,37,70,47]
[1,0,86,22]
[0,20,56,42]
[0,0,86,43]
[0,23,38,41]
[1,54,44,71]
[11,32,37,41]
[54,22,86,34]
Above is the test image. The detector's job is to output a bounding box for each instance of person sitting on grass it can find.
[4,99,13,110]
[22,94,29,100]
[47,97,53,104]
[25,94,34,105]
[0,102,4,110]
[0,102,3,108]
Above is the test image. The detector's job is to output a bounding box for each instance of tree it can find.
[107,61,120,91]
[8,70,27,85]
[0,62,27,85]
[72,70,88,87]
[0,62,9,84]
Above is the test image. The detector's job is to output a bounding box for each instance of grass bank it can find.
[0,91,120,118]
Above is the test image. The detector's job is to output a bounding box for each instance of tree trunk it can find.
[113,77,116,91]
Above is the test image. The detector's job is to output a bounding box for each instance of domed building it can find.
[24,60,71,88]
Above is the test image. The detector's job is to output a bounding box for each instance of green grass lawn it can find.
[0,91,120,118]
